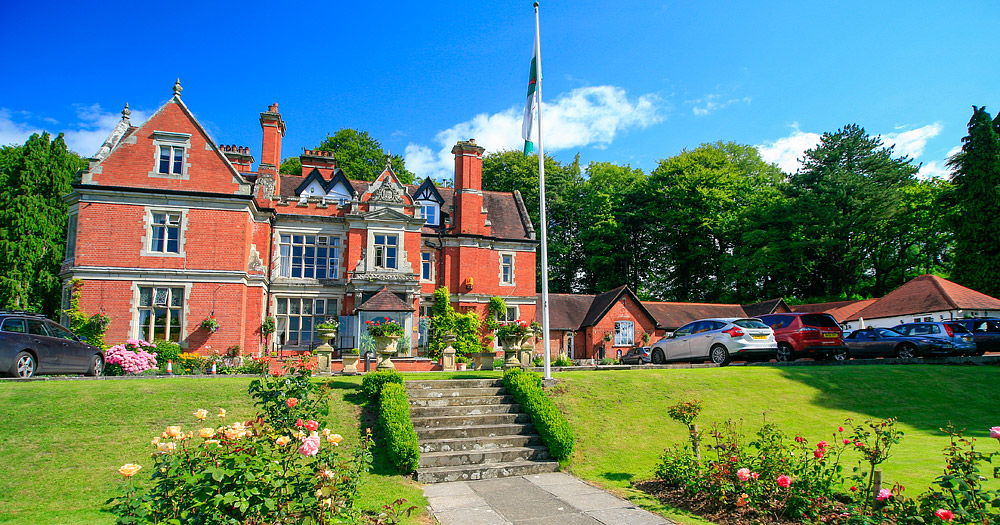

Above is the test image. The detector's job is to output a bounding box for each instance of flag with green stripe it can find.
[522,35,538,155]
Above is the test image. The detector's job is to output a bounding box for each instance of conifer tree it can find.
[948,106,1000,296]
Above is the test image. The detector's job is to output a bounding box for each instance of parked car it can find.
[840,327,953,360]
[950,318,1000,354]
[620,346,650,365]
[650,318,777,366]
[0,311,104,378]
[891,322,977,356]
[758,312,846,361]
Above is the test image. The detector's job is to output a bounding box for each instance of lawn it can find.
[0,376,428,524]
[549,364,1000,524]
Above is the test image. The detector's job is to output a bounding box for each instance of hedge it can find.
[360,369,404,405]
[377,382,420,473]
[502,368,574,461]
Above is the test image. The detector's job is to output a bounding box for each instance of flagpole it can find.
[533,1,552,381]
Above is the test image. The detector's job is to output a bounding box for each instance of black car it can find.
[951,318,1000,354]
[840,327,953,360]
[620,346,650,365]
[0,311,104,378]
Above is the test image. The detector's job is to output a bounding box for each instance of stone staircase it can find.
[406,378,560,483]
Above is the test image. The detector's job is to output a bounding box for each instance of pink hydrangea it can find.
[298,433,320,457]
[736,468,751,481]
[105,340,158,374]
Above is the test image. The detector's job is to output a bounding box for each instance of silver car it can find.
[650,318,777,366]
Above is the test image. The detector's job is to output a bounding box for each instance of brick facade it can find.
[63,85,537,358]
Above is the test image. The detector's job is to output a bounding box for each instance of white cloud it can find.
[755,124,821,174]
[0,108,43,147]
[881,123,942,158]
[404,85,662,180]
[63,104,148,157]
[918,160,951,179]
[688,94,752,117]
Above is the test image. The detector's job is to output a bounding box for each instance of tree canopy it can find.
[281,129,413,184]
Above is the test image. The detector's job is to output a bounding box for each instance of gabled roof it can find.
[293,167,354,197]
[580,285,659,329]
[540,293,597,331]
[412,177,444,204]
[355,287,413,312]
[742,298,790,317]
[846,274,1000,321]
[644,302,748,330]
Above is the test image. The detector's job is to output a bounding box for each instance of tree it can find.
[948,106,1000,296]
[279,156,301,175]
[314,129,413,184]
[0,133,84,315]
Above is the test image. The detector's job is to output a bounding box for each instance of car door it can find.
[972,320,1000,352]
[661,322,696,361]
[851,330,879,357]
[25,318,60,372]
[45,321,89,371]
[687,321,721,360]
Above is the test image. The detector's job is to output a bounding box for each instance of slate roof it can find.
[275,175,534,241]
[791,299,879,323]
[355,287,413,312]
[644,302,748,330]
[742,298,790,317]
[540,293,596,331]
[844,274,1000,321]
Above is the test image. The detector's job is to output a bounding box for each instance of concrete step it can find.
[416,423,535,441]
[406,379,503,389]
[416,458,560,483]
[408,395,515,407]
[405,386,506,399]
[409,403,522,418]
[418,445,550,468]
[418,434,544,453]
[411,412,531,429]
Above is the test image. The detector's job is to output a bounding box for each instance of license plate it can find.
[823,333,838,338]
[752,335,767,340]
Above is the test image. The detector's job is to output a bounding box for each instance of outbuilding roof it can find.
[845,274,1000,321]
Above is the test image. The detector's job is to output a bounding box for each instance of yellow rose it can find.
[150,436,160,446]
[165,426,182,438]
[204,439,221,447]
[217,408,227,418]
[199,428,215,439]
[326,433,344,445]
[193,409,208,420]
[275,436,291,447]
[156,442,176,454]
[117,463,142,477]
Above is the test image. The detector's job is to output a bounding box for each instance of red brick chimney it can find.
[222,145,254,172]
[452,139,489,236]
[300,149,338,178]
[257,103,285,200]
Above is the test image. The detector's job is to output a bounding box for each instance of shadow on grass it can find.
[599,472,635,483]
[774,363,1000,435]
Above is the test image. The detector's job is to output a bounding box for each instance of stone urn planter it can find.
[374,335,400,371]
[475,351,496,371]
[500,335,524,370]
[341,352,360,375]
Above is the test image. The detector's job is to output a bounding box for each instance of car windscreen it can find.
[801,314,839,328]
[734,319,769,329]
[946,322,971,334]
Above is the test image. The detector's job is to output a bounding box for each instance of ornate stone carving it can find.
[248,246,265,273]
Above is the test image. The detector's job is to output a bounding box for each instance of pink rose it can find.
[934,509,954,521]
[814,449,824,459]
[286,398,298,408]
[843,438,850,445]
[296,418,304,427]
[794,435,805,443]
[298,434,320,457]
[777,475,791,488]
[990,426,1000,439]
[729,455,738,463]
[838,426,844,432]
[736,468,751,481]
[751,472,759,479]
[817,440,828,450]
[305,420,319,431]
[876,488,892,501]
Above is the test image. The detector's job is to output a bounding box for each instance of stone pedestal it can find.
[374,335,400,371]
[341,353,360,375]
[441,335,457,372]
[519,339,534,370]
[314,329,337,374]
[475,351,496,371]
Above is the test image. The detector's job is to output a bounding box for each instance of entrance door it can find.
[565,332,574,359]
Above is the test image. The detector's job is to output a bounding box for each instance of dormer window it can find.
[418,201,439,226]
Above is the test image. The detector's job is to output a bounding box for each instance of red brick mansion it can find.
[62,82,538,356]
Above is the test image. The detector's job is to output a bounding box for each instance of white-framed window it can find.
[158,145,185,175]
[275,297,337,346]
[374,234,397,269]
[498,306,519,322]
[65,213,78,259]
[421,252,433,281]
[614,320,634,346]
[500,252,515,285]
[150,212,182,254]
[138,286,184,342]
[278,234,340,279]
[418,202,439,226]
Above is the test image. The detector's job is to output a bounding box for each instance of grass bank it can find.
[0,376,427,524]
[551,364,1000,524]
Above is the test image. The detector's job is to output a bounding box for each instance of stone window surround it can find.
[276,233,341,280]
[140,206,189,258]
[499,251,515,286]
[420,251,434,282]
[128,281,192,347]
[366,229,409,272]
[416,200,439,226]
[148,131,192,180]
[65,211,78,260]
[272,295,341,348]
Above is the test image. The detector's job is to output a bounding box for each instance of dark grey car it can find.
[951,318,1000,354]
[0,312,104,378]
[891,322,978,356]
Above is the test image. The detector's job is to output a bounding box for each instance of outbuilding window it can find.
[614,321,634,346]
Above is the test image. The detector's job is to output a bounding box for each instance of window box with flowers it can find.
[201,315,220,333]
[366,317,404,371]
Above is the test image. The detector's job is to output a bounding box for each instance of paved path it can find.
[423,472,674,525]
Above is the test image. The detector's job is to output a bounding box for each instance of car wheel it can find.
[896,344,916,359]
[652,349,665,364]
[776,344,794,362]
[710,345,731,366]
[86,354,103,377]
[12,351,36,378]
[833,349,848,361]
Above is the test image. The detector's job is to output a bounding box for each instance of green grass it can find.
[551,365,1000,524]
[0,376,427,524]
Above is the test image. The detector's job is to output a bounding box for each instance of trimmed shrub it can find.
[360,369,404,405]
[553,356,573,367]
[378,382,420,473]
[502,368,574,461]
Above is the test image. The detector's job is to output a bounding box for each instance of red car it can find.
[758,313,846,361]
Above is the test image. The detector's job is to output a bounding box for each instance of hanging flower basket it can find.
[201,316,220,333]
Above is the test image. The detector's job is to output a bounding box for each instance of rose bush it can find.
[104,339,158,375]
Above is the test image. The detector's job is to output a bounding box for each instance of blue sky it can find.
[2,1,998,181]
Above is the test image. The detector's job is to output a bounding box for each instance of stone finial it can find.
[173,78,183,97]
[384,152,392,171]
[122,102,131,120]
